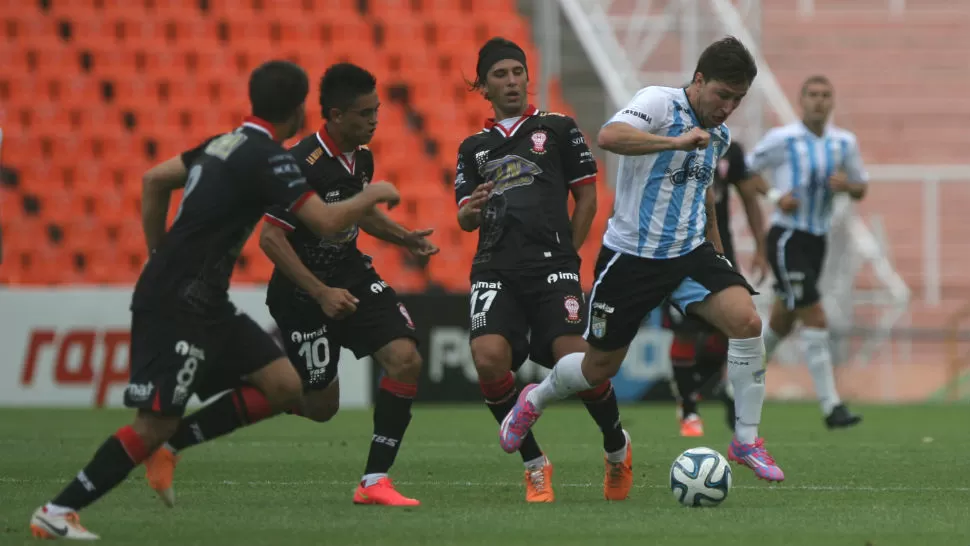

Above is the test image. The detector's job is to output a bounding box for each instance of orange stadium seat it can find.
[0,0,613,291]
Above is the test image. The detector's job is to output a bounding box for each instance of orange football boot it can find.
[604,430,633,501]
[353,477,420,506]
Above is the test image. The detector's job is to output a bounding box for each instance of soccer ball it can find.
[669,447,732,507]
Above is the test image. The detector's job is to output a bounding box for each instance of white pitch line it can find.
[2,477,967,493]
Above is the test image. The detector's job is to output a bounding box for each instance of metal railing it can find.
[796,0,909,18]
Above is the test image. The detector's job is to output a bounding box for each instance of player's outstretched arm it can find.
[359,208,409,244]
[141,155,189,252]
[259,221,358,319]
[260,221,329,300]
[360,209,439,257]
[294,182,400,239]
[598,123,707,156]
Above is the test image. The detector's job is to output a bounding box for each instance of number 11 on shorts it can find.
[470,288,497,330]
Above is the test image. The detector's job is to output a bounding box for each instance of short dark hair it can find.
[693,36,757,87]
[319,63,377,120]
[248,60,309,123]
[800,74,832,95]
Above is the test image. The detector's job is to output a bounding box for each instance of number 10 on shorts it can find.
[298,337,330,375]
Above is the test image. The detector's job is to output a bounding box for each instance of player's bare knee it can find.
[581,349,624,385]
[470,340,512,382]
[384,348,422,383]
[307,403,339,422]
[768,316,794,338]
[798,303,827,329]
[731,310,762,339]
[302,397,339,423]
[259,361,303,411]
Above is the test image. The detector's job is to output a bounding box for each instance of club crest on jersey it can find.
[564,296,581,324]
[530,131,548,154]
[398,303,415,330]
[590,315,607,339]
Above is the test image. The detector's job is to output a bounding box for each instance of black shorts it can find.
[125,308,284,417]
[766,226,826,310]
[662,303,720,337]
[269,274,418,391]
[658,230,737,338]
[469,265,586,368]
[586,242,755,352]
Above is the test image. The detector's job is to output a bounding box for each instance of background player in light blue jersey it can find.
[749,75,867,429]
[500,37,785,483]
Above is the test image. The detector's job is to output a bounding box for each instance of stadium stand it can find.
[0,0,615,292]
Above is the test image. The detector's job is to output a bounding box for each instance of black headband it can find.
[476,45,528,84]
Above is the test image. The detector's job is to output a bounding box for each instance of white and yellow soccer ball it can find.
[669,447,732,507]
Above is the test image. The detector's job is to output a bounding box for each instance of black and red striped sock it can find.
[480,372,544,464]
[363,377,417,477]
[578,380,626,453]
[166,386,275,452]
[694,333,728,392]
[670,335,700,415]
[51,425,150,511]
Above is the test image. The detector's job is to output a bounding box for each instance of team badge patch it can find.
[398,303,415,330]
[590,315,607,339]
[530,131,548,154]
[564,295,581,324]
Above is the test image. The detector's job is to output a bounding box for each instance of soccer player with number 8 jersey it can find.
[29,61,401,540]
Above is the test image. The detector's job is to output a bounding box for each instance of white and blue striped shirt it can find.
[747,122,868,235]
[602,86,730,259]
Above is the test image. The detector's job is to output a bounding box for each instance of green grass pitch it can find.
[1,403,969,545]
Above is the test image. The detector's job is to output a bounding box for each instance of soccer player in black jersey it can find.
[28,61,400,540]
[455,38,631,503]
[663,140,768,437]
[141,63,434,507]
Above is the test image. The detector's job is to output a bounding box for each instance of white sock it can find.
[361,473,388,487]
[526,352,591,411]
[605,430,629,463]
[44,503,74,516]
[727,336,766,445]
[763,323,782,361]
[800,327,842,415]
[524,455,546,470]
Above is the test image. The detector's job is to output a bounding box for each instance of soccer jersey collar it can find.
[316,124,359,175]
[680,88,703,127]
[242,116,276,140]
[798,121,833,139]
[485,104,537,138]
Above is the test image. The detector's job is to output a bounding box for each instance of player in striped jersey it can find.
[749,75,866,429]
[501,37,784,483]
